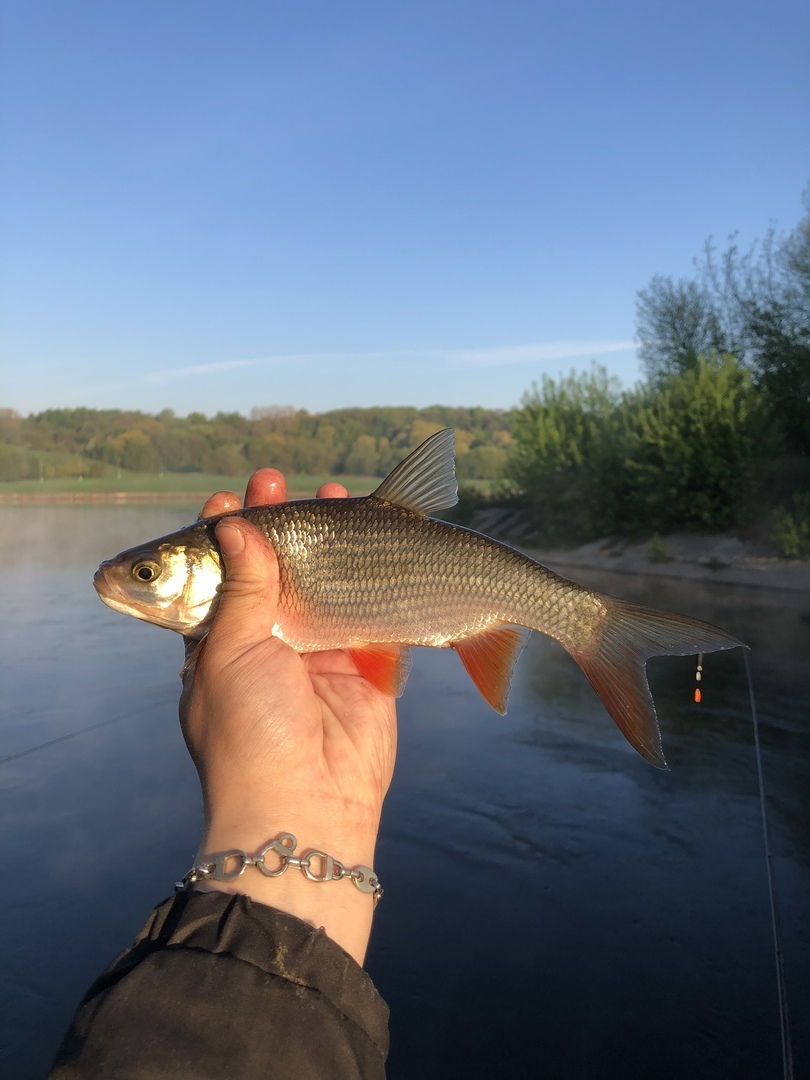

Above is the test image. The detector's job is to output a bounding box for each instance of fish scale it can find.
[94,428,745,768]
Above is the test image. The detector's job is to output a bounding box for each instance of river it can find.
[1,504,808,1079]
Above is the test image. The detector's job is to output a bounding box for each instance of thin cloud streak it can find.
[143,358,264,384]
[440,339,637,368]
[141,339,637,383]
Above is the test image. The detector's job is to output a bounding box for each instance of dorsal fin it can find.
[372,428,458,515]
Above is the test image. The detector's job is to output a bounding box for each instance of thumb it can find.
[206,517,280,656]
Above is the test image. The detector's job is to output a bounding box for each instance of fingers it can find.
[206,518,281,657]
[198,469,345,522]
[245,468,287,507]
[198,489,242,520]
[197,468,286,520]
[317,481,349,499]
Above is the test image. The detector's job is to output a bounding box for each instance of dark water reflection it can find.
[1,507,808,1078]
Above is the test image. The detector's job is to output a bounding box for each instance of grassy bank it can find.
[0,471,380,501]
[0,472,501,502]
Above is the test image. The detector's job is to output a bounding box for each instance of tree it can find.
[620,356,768,530]
[344,435,381,476]
[636,275,728,383]
[637,185,810,454]
[703,189,810,454]
[506,365,626,541]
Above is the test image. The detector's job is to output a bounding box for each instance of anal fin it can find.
[453,624,529,714]
[348,643,413,698]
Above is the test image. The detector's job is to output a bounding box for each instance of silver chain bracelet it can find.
[175,832,384,907]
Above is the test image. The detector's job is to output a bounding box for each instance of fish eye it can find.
[132,559,161,583]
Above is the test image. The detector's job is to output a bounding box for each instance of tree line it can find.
[0,404,516,483]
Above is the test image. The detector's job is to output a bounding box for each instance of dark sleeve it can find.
[49,889,389,1080]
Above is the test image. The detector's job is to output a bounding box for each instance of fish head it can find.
[93,525,223,637]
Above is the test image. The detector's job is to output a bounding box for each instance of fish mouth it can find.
[93,567,162,624]
[94,562,129,602]
[93,563,115,598]
[93,563,135,616]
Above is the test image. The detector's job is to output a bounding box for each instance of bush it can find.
[773,494,810,559]
[506,365,625,542]
[504,355,775,542]
[620,355,771,531]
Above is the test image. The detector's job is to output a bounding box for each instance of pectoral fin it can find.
[453,624,530,714]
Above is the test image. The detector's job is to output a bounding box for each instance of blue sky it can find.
[1,0,808,418]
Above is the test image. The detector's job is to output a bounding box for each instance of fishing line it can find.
[743,650,794,1080]
[0,698,176,767]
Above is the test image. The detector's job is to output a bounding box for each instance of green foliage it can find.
[0,405,515,484]
[506,356,774,542]
[506,365,626,541]
[636,276,727,383]
[636,185,810,454]
[621,355,768,530]
[718,204,810,455]
[0,442,107,481]
[773,494,810,559]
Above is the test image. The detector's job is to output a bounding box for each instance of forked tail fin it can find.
[568,597,745,768]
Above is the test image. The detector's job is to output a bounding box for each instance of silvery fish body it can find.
[240,496,602,653]
[94,429,744,767]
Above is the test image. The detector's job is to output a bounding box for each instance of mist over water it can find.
[1,506,808,1079]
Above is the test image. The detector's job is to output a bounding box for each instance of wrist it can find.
[186,828,382,965]
[201,781,383,849]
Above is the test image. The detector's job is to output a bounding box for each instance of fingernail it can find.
[216,523,245,556]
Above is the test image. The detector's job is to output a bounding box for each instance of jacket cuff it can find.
[122,889,390,1053]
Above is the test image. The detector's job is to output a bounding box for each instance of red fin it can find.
[453,625,529,715]
[567,596,744,769]
[347,644,412,697]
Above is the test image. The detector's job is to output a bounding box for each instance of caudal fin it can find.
[568,597,745,769]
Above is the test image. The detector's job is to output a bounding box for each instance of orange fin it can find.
[568,596,745,769]
[453,625,530,714]
[348,643,413,697]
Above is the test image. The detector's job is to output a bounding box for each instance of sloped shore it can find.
[469,509,810,593]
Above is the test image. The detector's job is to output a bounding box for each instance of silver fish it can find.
[95,429,744,766]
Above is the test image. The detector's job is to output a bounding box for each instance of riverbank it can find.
[470,508,810,593]
[0,483,370,503]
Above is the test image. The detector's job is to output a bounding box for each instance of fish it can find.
[94,428,744,768]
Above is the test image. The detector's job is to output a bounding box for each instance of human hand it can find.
[179,470,398,964]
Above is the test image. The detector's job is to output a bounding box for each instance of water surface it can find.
[1,506,808,1078]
